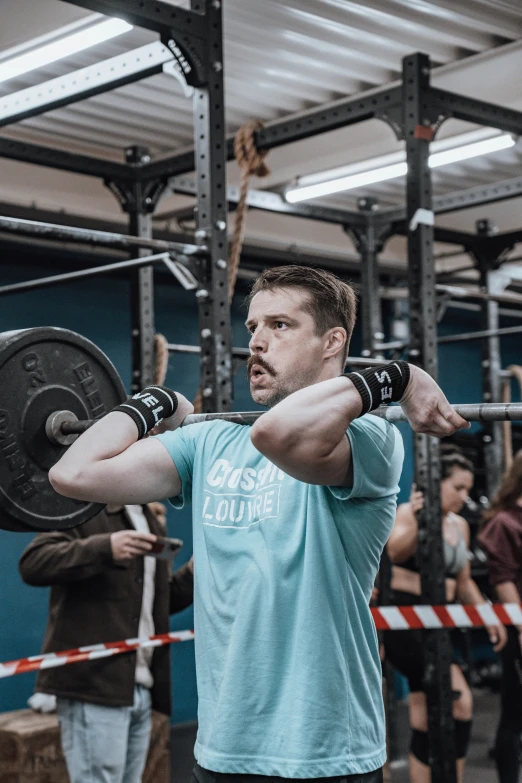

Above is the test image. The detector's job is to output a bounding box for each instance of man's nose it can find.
[249,326,268,353]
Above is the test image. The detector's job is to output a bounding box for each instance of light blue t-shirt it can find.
[156,414,404,778]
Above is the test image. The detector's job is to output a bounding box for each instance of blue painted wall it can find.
[0,259,519,722]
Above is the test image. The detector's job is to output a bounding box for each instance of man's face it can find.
[245,287,334,407]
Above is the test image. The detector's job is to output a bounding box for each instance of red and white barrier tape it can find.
[3,603,522,680]
[372,602,522,631]
[0,630,194,679]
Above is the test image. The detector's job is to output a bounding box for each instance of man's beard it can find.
[248,361,318,408]
[252,384,291,408]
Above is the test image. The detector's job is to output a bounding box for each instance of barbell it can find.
[1,326,522,534]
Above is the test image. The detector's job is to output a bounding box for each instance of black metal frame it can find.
[1,0,234,411]
[1,4,522,775]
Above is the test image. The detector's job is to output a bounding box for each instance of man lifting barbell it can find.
[48,265,470,783]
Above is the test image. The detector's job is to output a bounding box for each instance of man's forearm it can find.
[50,412,138,487]
[251,376,363,458]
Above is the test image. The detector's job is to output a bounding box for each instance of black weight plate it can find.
[0,327,126,532]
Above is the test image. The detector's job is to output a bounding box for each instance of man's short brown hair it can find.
[248,265,357,364]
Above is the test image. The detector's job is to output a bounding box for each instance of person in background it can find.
[480,450,522,783]
[384,445,507,783]
[19,502,194,783]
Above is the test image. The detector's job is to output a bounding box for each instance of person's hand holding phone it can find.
[110,530,157,561]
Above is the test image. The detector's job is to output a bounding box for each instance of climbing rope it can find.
[154,333,169,386]
[228,120,270,301]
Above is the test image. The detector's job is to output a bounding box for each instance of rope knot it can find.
[234,120,270,179]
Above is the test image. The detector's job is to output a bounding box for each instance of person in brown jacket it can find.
[480,450,522,783]
[19,502,194,783]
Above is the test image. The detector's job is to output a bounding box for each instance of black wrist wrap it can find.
[113,386,178,439]
[345,361,410,415]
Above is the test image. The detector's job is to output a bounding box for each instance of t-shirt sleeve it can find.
[328,414,404,501]
[153,424,203,509]
[480,514,522,587]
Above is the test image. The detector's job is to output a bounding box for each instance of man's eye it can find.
[248,325,256,334]
[276,322,287,329]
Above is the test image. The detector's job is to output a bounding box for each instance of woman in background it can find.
[384,446,506,783]
[481,450,522,783]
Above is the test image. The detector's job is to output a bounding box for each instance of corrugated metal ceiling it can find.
[1,0,521,157]
[0,0,521,260]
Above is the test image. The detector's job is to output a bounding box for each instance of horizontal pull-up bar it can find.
[0,215,204,256]
[0,253,195,296]
[167,343,388,367]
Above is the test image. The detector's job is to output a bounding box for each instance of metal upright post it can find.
[125,145,156,393]
[475,220,505,497]
[346,198,390,357]
[356,198,384,357]
[104,143,171,393]
[403,53,457,783]
[191,0,233,413]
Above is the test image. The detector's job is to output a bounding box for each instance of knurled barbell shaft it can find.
[57,402,522,439]
[184,403,522,425]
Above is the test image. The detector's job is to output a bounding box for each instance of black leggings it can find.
[190,763,383,783]
[496,628,522,783]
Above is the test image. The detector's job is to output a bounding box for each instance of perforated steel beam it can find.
[0,137,133,180]
[139,85,403,179]
[61,0,207,38]
[404,53,457,783]
[190,0,232,413]
[430,87,522,137]
[0,43,174,128]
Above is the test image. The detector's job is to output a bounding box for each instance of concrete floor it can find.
[170,689,503,782]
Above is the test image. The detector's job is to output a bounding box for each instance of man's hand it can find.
[400,366,470,437]
[409,483,424,514]
[150,393,194,435]
[110,530,157,561]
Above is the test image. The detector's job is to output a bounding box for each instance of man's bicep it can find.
[84,438,182,504]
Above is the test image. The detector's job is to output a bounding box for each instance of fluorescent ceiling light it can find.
[285,132,516,204]
[286,162,408,202]
[429,133,515,167]
[0,18,133,85]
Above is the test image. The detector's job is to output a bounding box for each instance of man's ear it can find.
[324,327,347,360]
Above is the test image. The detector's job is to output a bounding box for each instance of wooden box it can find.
[0,708,170,783]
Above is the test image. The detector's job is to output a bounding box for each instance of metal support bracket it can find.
[161,32,207,88]
[104,148,169,217]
